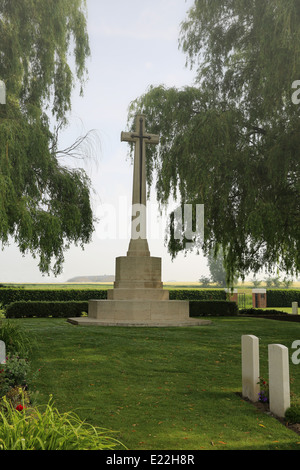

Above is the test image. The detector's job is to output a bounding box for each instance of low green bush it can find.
[239,308,288,316]
[285,405,300,424]
[0,354,36,397]
[0,320,34,357]
[189,300,238,317]
[5,301,88,319]
[0,288,227,309]
[170,289,226,301]
[0,289,107,308]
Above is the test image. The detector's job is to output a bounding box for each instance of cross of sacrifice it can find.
[121,114,159,206]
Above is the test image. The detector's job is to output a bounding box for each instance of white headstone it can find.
[292,302,298,315]
[242,335,260,402]
[268,344,290,418]
[0,340,6,364]
[0,81,6,105]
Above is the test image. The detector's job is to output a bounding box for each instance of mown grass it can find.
[10,316,300,450]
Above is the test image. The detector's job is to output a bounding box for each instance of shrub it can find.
[239,308,287,316]
[5,301,88,319]
[285,405,300,424]
[0,320,34,357]
[169,289,226,301]
[0,287,227,307]
[0,289,107,308]
[0,395,125,450]
[0,354,37,397]
[189,300,238,317]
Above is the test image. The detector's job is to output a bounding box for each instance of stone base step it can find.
[87,299,190,323]
[67,317,212,327]
[107,288,169,301]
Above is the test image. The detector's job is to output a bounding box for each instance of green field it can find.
[1,283,114,289]
[3,282,300,290]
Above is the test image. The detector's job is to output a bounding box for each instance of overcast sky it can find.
[0,0,213,283]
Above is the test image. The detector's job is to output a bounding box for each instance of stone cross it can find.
[121,114,159,206]
[0,340,6,364]
[121,114,159,255]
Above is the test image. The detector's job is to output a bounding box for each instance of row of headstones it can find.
[242,335,290,418]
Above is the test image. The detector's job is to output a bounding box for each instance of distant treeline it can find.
[67,275,115,282]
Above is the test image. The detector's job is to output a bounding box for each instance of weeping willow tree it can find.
[128,0,300,284]
[0,0,95,275]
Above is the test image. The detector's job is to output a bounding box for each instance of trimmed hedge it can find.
[5,301,88,318]
[0,288,229,320]
[4,297,237,318]
[169,289,226,301]
[266,290,300,308]
[189,300,238,317]
[0,288,226,308]
[5,299,238,318]
[0,289,107,307]
[239,308,288,316]
[238,308,300,322]
[2,288,299,309]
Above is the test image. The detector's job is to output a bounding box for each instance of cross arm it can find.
[121,131,136,143]
[146,133,160,145]
[121,131,159,145]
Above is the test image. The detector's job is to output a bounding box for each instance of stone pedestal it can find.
[68,248,211,327]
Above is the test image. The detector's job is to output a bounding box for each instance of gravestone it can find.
[292,302,298,315]
[68,114,211,327]
[242,335,260,402]
[0,340,6,364]
[268,344,290,418]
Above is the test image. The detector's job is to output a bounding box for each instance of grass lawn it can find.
[15,316,300,450]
